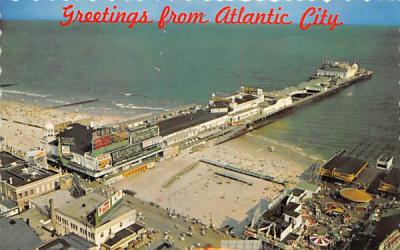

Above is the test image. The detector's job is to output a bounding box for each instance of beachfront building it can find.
[376,153,394,170]
[245,189,306,249]
[50,123,163,179]
[159,87,266,157]
[378,168,400,196]
[317,60,359,79]
[319,154,368,183]
[52,191,140,249]
[0,151,62,211]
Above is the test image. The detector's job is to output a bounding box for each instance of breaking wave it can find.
[2,89,48,98]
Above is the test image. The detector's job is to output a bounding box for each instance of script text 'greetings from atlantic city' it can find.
[60,5,344,31]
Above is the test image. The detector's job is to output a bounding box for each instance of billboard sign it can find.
[92,127,129,150]
[97,199,111,217]
[97,154,112,170]
[111,190,123,206]
[111,143,143,164]
[96,190,124,219]
[130,125,159,144]
[142,136,162,148]
[59,137,75,146]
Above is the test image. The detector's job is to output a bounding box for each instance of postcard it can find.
[0,1,399,249]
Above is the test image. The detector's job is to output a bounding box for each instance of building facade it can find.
[53,191,137,248]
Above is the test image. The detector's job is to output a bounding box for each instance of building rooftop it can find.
[382,167,400,187]
[56,192,134,228]
[0,218,43,250]
[38,233,96,250]
[295,182,320,193]
[234,94,258,104]
[158,109,225,136]
[31,189,74,211]
[57,123,93,155]
[0,151,23,168]
[377,153,393,163]
[291,188,306,197]
[322,155,367,175]
[0,164,59,188]
[261,197,300,224]
[319,64,348,72]
[0,199,18,209]
[103,223,145,247]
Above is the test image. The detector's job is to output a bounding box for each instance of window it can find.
[120,222,123,227]
[24,191,28,197]
[30,190,34,195]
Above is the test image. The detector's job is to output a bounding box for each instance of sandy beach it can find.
[0,100,126,152]
[112,134,314,229]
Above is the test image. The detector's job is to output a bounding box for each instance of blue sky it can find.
[1,0,399,25]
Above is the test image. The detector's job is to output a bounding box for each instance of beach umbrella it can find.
[310,234,330,247]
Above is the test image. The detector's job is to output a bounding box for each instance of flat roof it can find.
[38,233,96,250]
[322,155,367,175]
[31,189,74,210]
[0,218,43,250]
[260,197,300,227]
[0,199,18,209]
[0,151,23,168]
[295,182,320,193]
[57,192,134,228]
[103,228,132,247]
[158,109,225,136]
[382,168,400,187]
[319,64,347,72]
[234,94,257,104]
[0,164,59,188]
[57,192,105,226]
[291,188,306,197]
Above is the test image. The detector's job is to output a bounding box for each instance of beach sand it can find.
[0,100,126,152]
[112,134,315,228]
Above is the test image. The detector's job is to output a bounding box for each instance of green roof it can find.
[296,182,320,192]
[91,140,129,157]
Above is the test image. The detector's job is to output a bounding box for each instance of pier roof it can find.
[158,109,225,136]
[234,94,258,104]
[382,168,400,187]
[322,155,367,175]
[57,123,93,155]
[319,64,348,72]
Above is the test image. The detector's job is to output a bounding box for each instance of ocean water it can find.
[0,21,399,160]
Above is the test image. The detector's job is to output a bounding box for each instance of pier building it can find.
[317,60,359,79]
[378,168,400,195]
[50,123,163,178]
[319,154,368,183]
